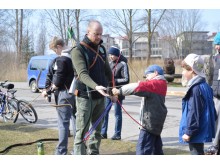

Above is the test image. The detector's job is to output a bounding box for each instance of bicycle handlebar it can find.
[0,80,8,87]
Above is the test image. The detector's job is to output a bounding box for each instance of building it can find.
[159,36,176,58]
[177,31,212,58]
[102,31,214,60]
[101,34,115,52]
[114,36,129,56]
[114,32,162,59]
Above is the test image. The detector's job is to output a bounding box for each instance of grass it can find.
[0,121,188,155]
[0,58,182,84]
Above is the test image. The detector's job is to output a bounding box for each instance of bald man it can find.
[71,20,114,155]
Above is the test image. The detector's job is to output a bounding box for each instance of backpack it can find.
[201,55,214,86]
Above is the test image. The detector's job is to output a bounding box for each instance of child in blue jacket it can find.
[179,53,217,155]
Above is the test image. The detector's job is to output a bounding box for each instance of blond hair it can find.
[181,60,192,71]
[49,37,65,51]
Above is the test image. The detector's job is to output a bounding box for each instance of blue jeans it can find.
[136,129,164,155]
[55,90,76,155]
[101,97,123,137]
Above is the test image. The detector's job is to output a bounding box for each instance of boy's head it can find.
[108,46,120,61]
[181,53,205,82]
[144,65,163,80]
[214,32,220,53]
[49,37,65,55]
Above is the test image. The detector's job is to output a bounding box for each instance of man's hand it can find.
[182,134,190,142]
[95,85,109,97]
[112,88,120,95]
[51,84,58,91]
[41,89,49,101]
[41,90,47,97]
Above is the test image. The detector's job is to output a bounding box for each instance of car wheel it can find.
[30,80,38,93]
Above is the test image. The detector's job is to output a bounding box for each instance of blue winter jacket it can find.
[179,77,216,143]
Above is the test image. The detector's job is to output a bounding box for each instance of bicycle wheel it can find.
[18,100,38,123]
[3,99,19,123]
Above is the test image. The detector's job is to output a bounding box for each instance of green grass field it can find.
[0,122,188,155]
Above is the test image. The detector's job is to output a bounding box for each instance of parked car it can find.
[27,54,57,93]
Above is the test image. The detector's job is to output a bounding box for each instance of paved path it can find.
[9,82,211,152]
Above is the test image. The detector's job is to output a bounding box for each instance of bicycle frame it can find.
[0,91,7,116]
[0,81,18,122]
[0,80,38,123]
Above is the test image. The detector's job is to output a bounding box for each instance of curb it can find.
[167,91,185,97]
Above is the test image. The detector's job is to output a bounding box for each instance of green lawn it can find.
[0,122,188,155]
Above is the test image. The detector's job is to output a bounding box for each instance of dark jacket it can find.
[179,76,216,143]
[71,35,112,99]
[45,57,59,104]
[45,57,57,89]
[110,55,129,86]
[119,75,167,135]
[110,55,129,99]
[53,55,74,90]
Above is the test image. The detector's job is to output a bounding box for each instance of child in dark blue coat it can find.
[179,53,217,155]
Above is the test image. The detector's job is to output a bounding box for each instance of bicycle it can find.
[0,80,38,123]
[0,81,18,122]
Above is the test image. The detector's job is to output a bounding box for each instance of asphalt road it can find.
[2,82,211,151]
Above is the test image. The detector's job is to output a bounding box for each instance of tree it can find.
[159,9,204,59]
[102,9,144,62]
[0,10,11,52]
[44,9,91,46]
[36,15,47,55]
[22,28,35,67]
[143,9,166,66]
[3,9,34,66]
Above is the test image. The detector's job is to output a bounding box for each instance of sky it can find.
[202,9,220,33]
[1,0,220,34]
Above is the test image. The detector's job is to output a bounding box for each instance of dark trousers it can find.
[218,140,220,155]
[189,143,204,155]
[136,129,164,155]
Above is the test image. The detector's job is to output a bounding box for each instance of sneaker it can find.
[111,135,121,140]
[205,145,218,155]
[101,134,107,139]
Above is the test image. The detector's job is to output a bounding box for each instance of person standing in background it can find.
[101,46,129,140]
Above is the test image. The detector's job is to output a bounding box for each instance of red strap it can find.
[80,42,105,67]
[112,54,121,87]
